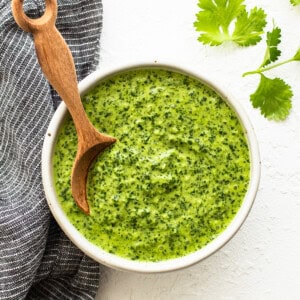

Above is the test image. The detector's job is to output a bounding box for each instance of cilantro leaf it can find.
[260,27,281,67]
[291,0,300,6]
[232,7,267,46]
[194,0,266,46]
[250,75,292,121]
[194,0,245,46]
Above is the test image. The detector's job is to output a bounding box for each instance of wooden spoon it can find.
[12,0,116,214]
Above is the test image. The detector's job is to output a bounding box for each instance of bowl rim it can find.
[42,62,261,273]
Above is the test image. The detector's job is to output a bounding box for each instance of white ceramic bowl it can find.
[42,62,261,273]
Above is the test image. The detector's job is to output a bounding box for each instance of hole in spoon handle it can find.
[12,0,57,33]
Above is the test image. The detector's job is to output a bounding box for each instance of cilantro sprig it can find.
[243,27,300,120]
[194,0,267,46]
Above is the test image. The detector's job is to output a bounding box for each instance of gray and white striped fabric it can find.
[0,1,103,299]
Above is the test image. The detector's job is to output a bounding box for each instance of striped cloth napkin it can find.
[0,1,103,298]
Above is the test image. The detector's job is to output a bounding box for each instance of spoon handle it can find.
[12,0,93,141]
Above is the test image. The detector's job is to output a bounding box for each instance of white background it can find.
[95,1,300,299]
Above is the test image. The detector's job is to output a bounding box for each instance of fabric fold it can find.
[0,1,103,299]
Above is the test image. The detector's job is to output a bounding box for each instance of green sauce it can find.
[53,69,250,262]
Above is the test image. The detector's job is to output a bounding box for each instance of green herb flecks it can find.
[53,69,250,262]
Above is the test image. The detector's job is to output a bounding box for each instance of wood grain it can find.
[12,0,116,214]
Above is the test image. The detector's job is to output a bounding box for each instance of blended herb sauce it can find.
[53,68,250,262]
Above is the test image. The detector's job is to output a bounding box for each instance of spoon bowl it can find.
[71,130,116,214]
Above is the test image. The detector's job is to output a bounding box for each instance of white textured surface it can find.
[96,1,300,299]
